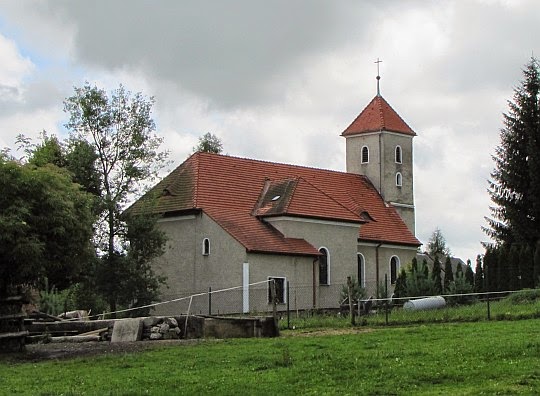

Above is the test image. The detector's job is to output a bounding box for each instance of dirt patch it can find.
[283,327,374,337]
[0,339,208,363]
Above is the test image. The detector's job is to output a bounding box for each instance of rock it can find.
[149,332,162,340]
[165,317,178,327]
[158,323,170,334]
[143,316,161,327]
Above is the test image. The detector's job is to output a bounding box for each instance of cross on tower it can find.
[375,58,382,96]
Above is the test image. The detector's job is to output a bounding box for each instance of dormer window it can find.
[361,146,369,164]
[202,238,210,256]
[396,172,402,187]
[395,146,402,164]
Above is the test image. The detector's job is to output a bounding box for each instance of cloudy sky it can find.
[1,0,538,263]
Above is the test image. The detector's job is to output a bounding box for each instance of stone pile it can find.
[143,317,182,340]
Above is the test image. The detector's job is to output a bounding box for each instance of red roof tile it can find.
[342,95,416,136]
[133,153,420,256]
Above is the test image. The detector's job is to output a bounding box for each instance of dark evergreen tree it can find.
[431,255,443,294]
[393,268,407,299]
[465,259,474,287]
[534,241,540,287]
[473,255,484,293]
[427,228,451,258]
[485,57,540,246]
[508,244,521,290]
[455,263,463,279]
[443,257,454,292]
[519,244,534,289]
[497,246,509,291]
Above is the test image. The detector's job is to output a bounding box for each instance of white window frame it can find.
[202,238,210,256]
[395,145,402,164]
[357,253,366,288]
[390,256,400,285]
[318,247,331,285]
[267,276,287,304]
[361,146,369,164]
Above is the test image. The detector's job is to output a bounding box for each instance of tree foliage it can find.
[193,132,223,154]
[64,83,169,314]
[485,57,540,246]
[0,159,94,295]
[426,228,451,258]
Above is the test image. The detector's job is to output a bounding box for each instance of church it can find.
[133,81,421,315]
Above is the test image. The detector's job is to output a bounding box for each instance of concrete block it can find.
[111,318,143,343]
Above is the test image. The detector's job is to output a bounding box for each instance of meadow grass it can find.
[1,319,540,395]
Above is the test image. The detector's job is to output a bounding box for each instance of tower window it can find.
[395,146,402,164]
[390,256,400,284]
[361,146,369,164]
[202,238,210,256]
[396,172,402,187]
[319,247,330,285]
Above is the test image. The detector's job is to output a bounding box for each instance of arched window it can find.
[361,146,369,164]
[390,256,400,284]
[319,247,330,285]
[395,146,402,164]
[357,253,365,288]
[396,172,402,187]
[202,238,210,256]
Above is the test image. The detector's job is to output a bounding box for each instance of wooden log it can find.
[0,330,29,340]
[50,335,101,343]
[78,327,108,336]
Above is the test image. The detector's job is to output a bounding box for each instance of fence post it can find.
[385,274,389,325]
[347,276,355,325]
[286,281,290,329]
[208,287,212,316]
[270,279,278,329]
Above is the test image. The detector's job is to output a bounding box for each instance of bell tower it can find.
[341,65,416,234]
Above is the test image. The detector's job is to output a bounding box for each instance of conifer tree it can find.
[465,259,474,287]
[534,241,540,287]
[443,257,454,292]
[508,244,521,290]
[497,246,509,291]
[519,244,534,289]
[473,255,484,293]
[431,255,443,294]
[485,57,540,246]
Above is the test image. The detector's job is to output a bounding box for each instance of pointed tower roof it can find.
[341,95,416,137]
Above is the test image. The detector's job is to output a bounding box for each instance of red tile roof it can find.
[134,153,420,256]
[342,95,416,136]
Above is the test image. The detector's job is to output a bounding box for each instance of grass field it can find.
[1,319,540,395]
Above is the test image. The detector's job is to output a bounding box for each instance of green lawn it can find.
[1,319,540,395]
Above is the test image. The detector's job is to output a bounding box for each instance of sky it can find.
[1,0,538,263]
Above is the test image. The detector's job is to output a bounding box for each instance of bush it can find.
[506,288,540,304]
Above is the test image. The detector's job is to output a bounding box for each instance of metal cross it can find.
[375,58,382,96]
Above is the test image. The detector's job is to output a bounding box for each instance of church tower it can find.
[341,72,416,234]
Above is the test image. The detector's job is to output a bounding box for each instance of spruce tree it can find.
[508,244,521,291]
[431,255,443,294]
[497,246,509,291]
[465,259,474,287]
[485,57,540,246]
[473,255,484,293]
[519,244,534,289]
[534,241,540,287]
[443,257,454,292]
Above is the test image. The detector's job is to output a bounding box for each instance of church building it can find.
[133,80,421,315]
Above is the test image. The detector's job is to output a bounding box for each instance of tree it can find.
[465,259,474,288]
[508,244,521,290]
[64,83,169,314]
[443,257,454,292]
[193,132,223,154]
[426,228,451,258]
[534,242,540,287]
[0,159,94,295]
[519,244,534,289]
[485,57,540,246]
[431,255,443,294]
[473,255,484,293]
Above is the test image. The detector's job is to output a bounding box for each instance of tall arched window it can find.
[357,253,365,288]
[390,256,400,284]
[202,238,210,256]
[395,146,402,164]
[396,172,402,187]
[319,247,330,285]
[361,146,369,164]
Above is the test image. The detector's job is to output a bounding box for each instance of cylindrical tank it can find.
[403,296,446,311]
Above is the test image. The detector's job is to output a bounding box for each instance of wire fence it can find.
[141,279,540,330]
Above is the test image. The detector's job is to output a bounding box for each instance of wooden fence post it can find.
[347,276,355,326]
